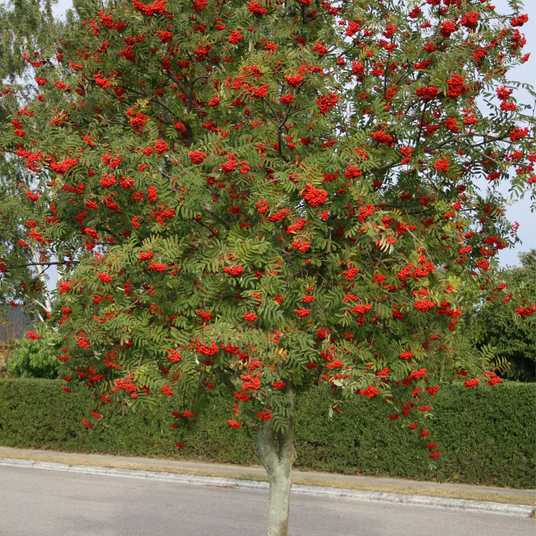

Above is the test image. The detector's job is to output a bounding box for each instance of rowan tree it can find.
[1,1,535,534]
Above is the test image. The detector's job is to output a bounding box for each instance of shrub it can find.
[6,329,60,379]
[468,251,536,381]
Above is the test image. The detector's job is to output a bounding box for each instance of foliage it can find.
[6,325,61,379]
[0,378,534,489]
[0,0,534,491]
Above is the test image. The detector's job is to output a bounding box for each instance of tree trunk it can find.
[256,390,296,536]
[266,459,292,536]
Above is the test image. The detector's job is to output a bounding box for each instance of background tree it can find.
[1,1,535,535]
[468,249,536,381]
[0,0,60,82]
[0,0,64,317]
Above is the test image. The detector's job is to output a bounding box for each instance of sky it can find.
[52,0,535,267]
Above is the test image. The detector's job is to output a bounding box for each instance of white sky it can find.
[52,0,535,266]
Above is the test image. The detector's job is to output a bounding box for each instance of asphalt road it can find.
[0,466,534,536]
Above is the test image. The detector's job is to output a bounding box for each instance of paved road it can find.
[0,466,534,536]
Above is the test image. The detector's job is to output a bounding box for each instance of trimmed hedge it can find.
[0,378,534,488]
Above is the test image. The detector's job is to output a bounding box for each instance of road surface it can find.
[0,465,533,535]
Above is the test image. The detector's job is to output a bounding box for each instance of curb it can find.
[1,458,534,518]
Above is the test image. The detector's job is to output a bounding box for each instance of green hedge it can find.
[0,378,534,488]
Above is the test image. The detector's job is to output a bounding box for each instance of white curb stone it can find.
[0,458,533,518]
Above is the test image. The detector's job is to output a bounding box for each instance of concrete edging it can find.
[1,458,533,518]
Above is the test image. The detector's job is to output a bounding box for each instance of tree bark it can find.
[256,390,296,536]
